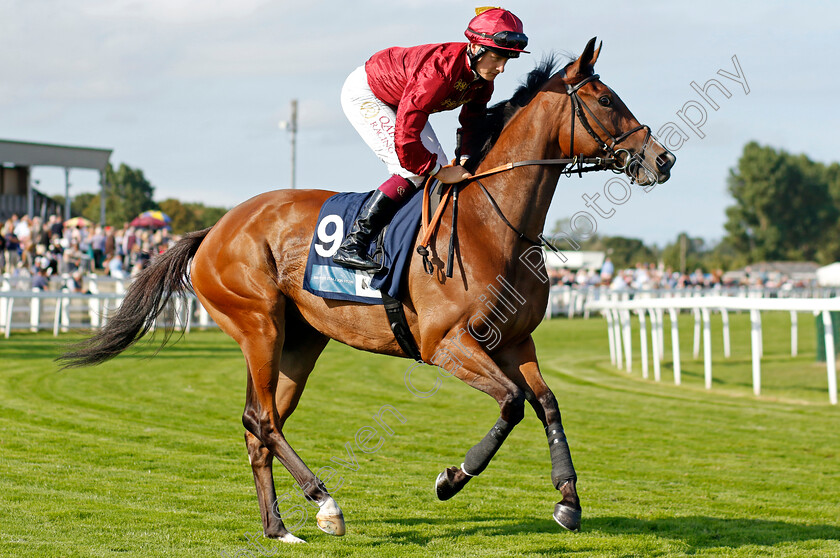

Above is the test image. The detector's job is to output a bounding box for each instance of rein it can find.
[416,153,616,271]
[416,156,608,275]
[468,155,615,182]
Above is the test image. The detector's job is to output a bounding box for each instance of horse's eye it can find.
[599,95,612,107]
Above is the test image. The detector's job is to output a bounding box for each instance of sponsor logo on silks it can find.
[309,264,381,299]
[440,99,460,109]
[360,101,380,119]
[453,79,469,91]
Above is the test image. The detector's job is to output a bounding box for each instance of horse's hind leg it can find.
[244,335,321,545]
[245,428,303,543]
[239,307,343,540]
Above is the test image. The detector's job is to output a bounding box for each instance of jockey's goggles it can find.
[467,28,529,52]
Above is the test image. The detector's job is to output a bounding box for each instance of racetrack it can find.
[0,315,838,557]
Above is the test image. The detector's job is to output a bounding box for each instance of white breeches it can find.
[340,65,448,187]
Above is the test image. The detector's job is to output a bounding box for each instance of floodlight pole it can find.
[279,99,298,189]
[64,168,71,221]
[289,99,298,189]
[99,172,106,226]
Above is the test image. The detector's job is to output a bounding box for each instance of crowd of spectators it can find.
[547,258,811,291]
[1,214,177,290]
[3,214,815,294]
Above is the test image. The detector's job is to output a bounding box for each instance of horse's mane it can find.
[463,54,573,172]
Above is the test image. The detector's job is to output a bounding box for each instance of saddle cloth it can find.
[302,188,424,304]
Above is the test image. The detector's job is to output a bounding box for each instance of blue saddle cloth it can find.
[302,189,424,304]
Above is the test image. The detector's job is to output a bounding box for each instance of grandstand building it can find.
[0,139,112,223]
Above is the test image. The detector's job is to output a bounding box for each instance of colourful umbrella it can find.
[64,216,94,228]
[130,210,172,229]
[130,216,168,229]
[137,210,171,223]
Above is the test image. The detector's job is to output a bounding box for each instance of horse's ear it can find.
[566,37,601,78]
[579,37,601,70]
[590,40,602,66]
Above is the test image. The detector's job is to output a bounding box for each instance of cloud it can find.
[79,0,274,24]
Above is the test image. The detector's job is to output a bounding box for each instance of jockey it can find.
[332,6,529,271]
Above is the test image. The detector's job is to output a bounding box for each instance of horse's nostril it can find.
[657,152,676,172]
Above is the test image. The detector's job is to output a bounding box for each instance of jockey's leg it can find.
[335,65,448,271]
[332,177,411,271]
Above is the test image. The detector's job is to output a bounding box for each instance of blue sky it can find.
[1,0,837,245]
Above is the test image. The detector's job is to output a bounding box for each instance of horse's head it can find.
[549,37,676,185]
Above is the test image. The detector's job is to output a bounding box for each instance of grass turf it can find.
[0,312,838,557]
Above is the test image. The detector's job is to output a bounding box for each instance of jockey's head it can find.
[465,7,529,80]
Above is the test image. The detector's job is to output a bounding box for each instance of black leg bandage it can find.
[546,421,576,489]
[462,418,512,476]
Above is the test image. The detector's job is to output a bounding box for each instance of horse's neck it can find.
[472,96,566,244]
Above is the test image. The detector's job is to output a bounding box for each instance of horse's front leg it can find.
[499,335,581,531]
[432,337,527,501]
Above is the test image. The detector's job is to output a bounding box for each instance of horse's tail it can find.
[57,227,212,369]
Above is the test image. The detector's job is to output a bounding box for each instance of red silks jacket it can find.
[365,42,493,176]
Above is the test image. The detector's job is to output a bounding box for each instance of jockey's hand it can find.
[434,165,472,184]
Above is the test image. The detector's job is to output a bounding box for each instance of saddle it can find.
[301,177,464,363]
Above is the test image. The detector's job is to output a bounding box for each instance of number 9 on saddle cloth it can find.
[303,189,425,304]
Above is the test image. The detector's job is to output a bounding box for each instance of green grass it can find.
[0,314,838,557]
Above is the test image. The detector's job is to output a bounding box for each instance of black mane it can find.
[463,54,569,171]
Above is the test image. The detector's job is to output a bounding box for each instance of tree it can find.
[601,236,656,269]
[60,163,158,226]
[158,199,195,233]
[158,199,228,234]
[546,218,657,268]
[184,202,226,230]
[72,193,99,221]
[105,163,158,225]
[661,233,707,273]
[815,162,840,262]
[724,142,837,262]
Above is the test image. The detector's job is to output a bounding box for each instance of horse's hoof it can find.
[553,501,582,531]
[316,512,346,536]
[268,532,306,544]
[435,466,463,501]
[315,496,346,536]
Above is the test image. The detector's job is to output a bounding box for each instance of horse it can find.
[60,37,675,542]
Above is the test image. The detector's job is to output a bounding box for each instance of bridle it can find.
[565,73,651,179]
[466,72,665,184]
[417,71,672,274]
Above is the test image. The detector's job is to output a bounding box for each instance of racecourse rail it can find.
[2,273,838,404]
[0,273,217,339]
[585,295,840,405]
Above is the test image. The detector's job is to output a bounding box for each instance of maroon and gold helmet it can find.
[465,7,529,58]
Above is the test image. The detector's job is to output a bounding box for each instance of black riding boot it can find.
[332,190,400,271]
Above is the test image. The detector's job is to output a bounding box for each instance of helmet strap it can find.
[467,44,488,73]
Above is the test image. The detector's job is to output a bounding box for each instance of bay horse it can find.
[60,38,675,542]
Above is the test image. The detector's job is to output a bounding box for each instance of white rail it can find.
[0,289,218,338]
[586,296,839,405]
[545,285,840,319]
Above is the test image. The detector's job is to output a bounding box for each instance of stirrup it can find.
[332,247,381,272]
